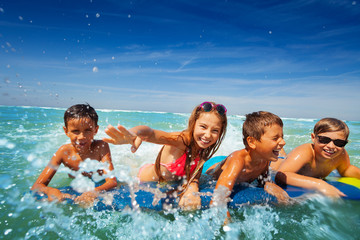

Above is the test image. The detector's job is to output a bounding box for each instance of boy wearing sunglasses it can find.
[275,118,360,197]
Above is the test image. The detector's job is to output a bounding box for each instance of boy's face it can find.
[63,117,98,154]
[253,124,286,162]
[311,130,347,160]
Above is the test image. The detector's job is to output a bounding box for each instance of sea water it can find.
[0,105,359,239]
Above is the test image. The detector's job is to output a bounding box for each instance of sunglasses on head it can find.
[316,135,348,148]
[198,101,227,116]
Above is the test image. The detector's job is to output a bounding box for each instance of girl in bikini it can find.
[103,101,227,210]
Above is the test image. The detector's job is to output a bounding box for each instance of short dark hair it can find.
[242,111,283,148]
[64,104,98,127]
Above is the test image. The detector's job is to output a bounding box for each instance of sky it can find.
[0,0,360,120]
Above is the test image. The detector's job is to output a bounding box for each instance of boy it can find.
[31,104,117,205]
[275,118,360,197]
[207,111,289,209]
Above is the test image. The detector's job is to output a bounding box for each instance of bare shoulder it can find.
[288,143,313,160]
[56,143,74,156]
[51,144,73,164]
[278,143,314,171]
[223,149,247,169]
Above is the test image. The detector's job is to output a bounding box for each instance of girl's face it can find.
[193,112,223,149]
[311,130,347,160]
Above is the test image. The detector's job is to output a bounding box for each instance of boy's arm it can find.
[95,143,117,191]
[31,146,72,201]
[75,142,117,205]
[211,153,243,206]
[258,169,289,203]
[276,144,345,197]
[337,150,360,178]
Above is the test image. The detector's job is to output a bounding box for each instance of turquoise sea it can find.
[1,105,360,239]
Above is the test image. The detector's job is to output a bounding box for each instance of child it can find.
[103,101,228,210]
[275,118,360,197]
[206,111,289,210]
[31,104,117,205]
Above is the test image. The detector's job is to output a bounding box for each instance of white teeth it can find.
[324,149,334,154]
[201,138,210,144]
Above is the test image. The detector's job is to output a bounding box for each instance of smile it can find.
[324,149,335,154]
[200,138,211,144]
[273,149,280,156]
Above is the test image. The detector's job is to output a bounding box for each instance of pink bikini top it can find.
[161,152,200,177]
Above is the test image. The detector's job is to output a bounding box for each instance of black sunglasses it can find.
[316,135,348,148]
[198,102,227,116]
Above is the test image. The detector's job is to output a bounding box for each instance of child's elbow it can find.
[31,183,45,192]
[108,177,118,189]
[274,171,287,187]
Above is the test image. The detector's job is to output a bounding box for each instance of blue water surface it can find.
[0,105,359,240]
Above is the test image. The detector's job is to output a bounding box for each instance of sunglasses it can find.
[198,101,227,116]
[316,135,348,148]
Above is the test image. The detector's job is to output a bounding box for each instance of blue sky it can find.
[1,0,360,120]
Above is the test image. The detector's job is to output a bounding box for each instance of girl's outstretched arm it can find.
[104,124,185,150]
[103,124,142,153]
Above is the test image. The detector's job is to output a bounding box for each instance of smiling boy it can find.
[207,111,289,209]
[275,118,360,197]
[31,104,117,205]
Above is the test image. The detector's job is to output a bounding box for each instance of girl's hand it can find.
[179,182,201,210]
[264,182,290,204]
[103,124,142,153]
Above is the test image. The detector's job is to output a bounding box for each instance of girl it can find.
[103,101,227,209]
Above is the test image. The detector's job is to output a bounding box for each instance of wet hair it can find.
[64,104,98,127]
[182,102,227,179]
[242,111,283,148]
[313,118,349,140]
[155,101,227,182]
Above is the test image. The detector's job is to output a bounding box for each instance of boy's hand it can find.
[264,182,290,204]
[74,191,98,207]
[103,124,142,153]
[47,188,73,202]
[318,182,346,198]
[179,183,201,211]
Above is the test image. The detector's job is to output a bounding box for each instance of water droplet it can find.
[0,174,12,189]
[92,66,98,72]
[4,229,12,235]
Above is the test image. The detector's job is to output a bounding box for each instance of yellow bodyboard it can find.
[336,177,360,190]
